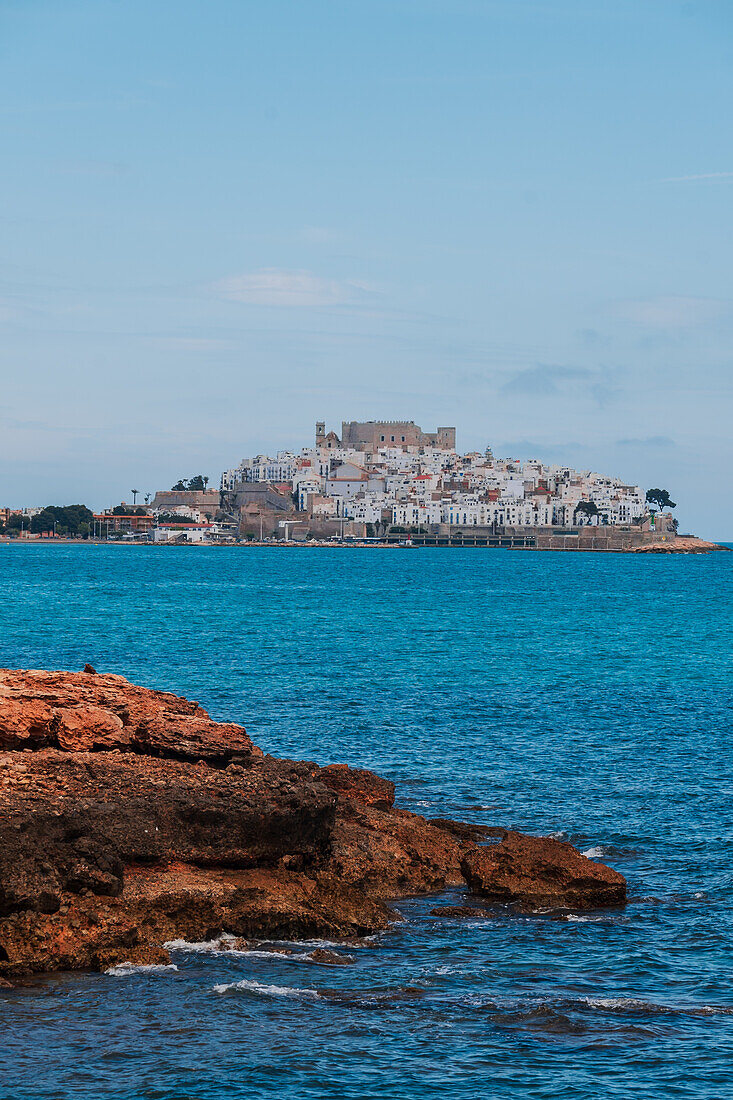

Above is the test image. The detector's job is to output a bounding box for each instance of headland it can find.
[0,667,625,981]
[4,417,725,551]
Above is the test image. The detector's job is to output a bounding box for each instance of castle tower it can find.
[315,421,325,447]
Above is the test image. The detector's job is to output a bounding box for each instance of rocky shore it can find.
[0,668,626,980]
[631,536,730,554]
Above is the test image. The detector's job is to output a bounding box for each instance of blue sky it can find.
[1,0,732,536]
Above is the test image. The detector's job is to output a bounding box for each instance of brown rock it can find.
[319,763,395,809]
[0,668,626,978]
[428,818,500,842]
[461,831,626,910]
[0,669,260,764]
[429,905,489,918]
[306,948,354,965]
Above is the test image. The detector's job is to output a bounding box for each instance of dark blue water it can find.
[1,544,732,1100]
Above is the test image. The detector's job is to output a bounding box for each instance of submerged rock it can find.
[306,948,354,965]
[429,905,489,919]
[0,669,627,976]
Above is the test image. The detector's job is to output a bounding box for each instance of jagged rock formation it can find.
[0,669,626,978]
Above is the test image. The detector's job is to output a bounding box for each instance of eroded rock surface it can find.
[461,831,627,910]
[0,669,626,977]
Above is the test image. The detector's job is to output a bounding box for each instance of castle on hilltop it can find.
[220,416,673,549]
[316,420,456,452]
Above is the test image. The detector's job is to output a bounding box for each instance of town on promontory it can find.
[2,418,711,551]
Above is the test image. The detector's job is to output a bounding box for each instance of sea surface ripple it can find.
[1,544,732,1099]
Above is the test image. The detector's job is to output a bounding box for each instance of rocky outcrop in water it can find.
[0,669,626,978]
[461,831,626,910]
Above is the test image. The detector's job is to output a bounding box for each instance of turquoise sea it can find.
[1,543,732,1100]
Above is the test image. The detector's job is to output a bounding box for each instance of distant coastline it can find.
[1,536,728,553]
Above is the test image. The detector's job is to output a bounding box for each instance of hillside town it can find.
[222,419,652,531]
[1,419,679,549]
[218,419,678,548]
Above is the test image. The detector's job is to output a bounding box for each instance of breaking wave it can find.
[213,979,318,999]
[580,996,733,1017]
[563,914,607,923]
[213,980,427,1006]
[164,934,355,963]
[164,934,239,954]
[104,962,178,977]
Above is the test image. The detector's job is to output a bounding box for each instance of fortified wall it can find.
[316,420,456,452]
[151,490,220,518]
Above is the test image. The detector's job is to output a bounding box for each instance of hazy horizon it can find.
[2,1,732,539]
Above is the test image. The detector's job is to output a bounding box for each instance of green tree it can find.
[574,501,599,524]
[170,475,209,492]
[30,504,93,536]
[646,488,676,512]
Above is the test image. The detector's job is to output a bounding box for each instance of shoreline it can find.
[0,668,627,980]
[1,537,729,553]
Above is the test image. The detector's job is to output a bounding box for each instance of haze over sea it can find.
[2,544,732,1100]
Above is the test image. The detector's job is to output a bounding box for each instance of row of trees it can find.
[0,504,94,538]
[171,475,210,492]
[573,488,676,525]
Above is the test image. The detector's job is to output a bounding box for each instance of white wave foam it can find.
[581,846,605,858]
[583,996,650,1008]
[213,978,318,999]
[164,934,357,963]
[164,932,240,953]
[581,996,733,1016]
[105,962,178,977]
[292,937,376,948]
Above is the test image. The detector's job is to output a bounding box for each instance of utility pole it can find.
[279,520,302,542]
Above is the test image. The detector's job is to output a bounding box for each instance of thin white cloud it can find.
[151,337,235,351]
[300,226,341,245]
[614,295,729,329]
[617,436,675,448]
[216,269,373,307]
[661,171,733,183]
